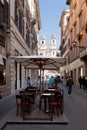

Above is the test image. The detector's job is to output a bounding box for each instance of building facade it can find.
[59,9,70,79]
[60,0,87,85]
[0,0,41,97]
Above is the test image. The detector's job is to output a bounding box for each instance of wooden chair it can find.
[49,92,63,120]
[16,94,31,119]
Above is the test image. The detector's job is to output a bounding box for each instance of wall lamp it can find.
[73,42,87,49]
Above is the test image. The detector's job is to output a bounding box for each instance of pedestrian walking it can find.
[78,76,83,89]
[54,76,58,89]
[82,76,86,90]
[49,76,54,87]
[67,76,74,96]
[27,76,31,87]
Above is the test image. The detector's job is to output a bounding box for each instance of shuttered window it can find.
[0,0,10,28]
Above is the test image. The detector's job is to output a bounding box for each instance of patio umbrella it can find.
[11,55,66,95]
[11,55,65,69]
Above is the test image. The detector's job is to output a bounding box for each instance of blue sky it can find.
[39,0,69,48]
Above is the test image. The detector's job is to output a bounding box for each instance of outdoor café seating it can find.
[24,87,37,103]
[49,90,64,120]
[15,86,64,121]
[39,88,64,120]
[16,94,31,119]
[15,87,37,118]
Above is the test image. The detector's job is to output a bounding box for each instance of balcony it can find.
[66,0,71,5]
[80,47,87,61]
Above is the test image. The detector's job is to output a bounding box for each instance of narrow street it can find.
[1,84,87,130]
[0,0,87,130]
[62,84,87,130]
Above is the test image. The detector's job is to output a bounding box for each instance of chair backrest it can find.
[20,90,24,95]
[16,94,24,105]
[50,91,62,104]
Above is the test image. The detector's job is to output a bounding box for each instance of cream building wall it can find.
[0,0,41,96]
[10,0,31,94]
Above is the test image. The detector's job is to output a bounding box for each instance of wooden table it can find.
[40,93,54,113]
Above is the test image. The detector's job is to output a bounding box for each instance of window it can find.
[22,20,24,36]
[15,1,18,26]
[15,0,24,37]
[79,0,82,7]
[70,29,73,43]
[0,2,4,24]
[4,0,10,27]
[78,39,82,55]
[74,46,76,59]
[53,40,55,43]
[79,13,82,31]
[70,49,73,62]
[86,34,87,46]
[0,35,5,46]
[26,29,30,46]
[15,61,17,89]
[66,16,70,24]
[74,23,76,39]
[42,41,44,44]
[74,5,77,21]
[21,0,24,8]
[0,0,10,27]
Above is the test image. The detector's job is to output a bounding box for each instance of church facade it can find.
[38,34,59,78]
[38,34,59,57]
